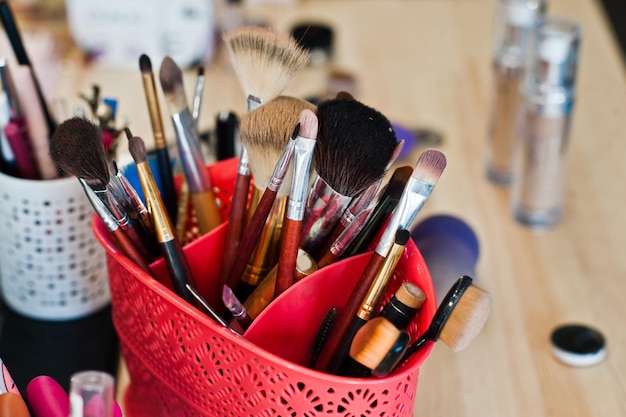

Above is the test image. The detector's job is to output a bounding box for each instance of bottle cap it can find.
[550,324,606,367]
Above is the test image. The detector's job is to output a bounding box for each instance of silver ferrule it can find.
[114,170,149,217]
[300,174,352,252]
[172,108,212,193]
[247,94,263,111]
[237,145,250,176]
[79,178,119,232]
[268,138,296,192]
[330,206,373,257]
[286,136,316,220]
[93,188,131,230]
[375,176,433,256]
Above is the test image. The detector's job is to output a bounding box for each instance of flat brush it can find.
[300,97,398,257]
[139,54,178,224]
[0,0,57,134]
[159,56,222,234]
[274,109,318,298]
[128,131,199,307]
[399,275,492,365]
[314,148,446,373]
[80,178,152,274]
[49,117,153,262]
[343,165,414,258]
[222,284,253,331]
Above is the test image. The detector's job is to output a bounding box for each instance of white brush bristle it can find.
[224,26,309,103]
[412,148,447,186]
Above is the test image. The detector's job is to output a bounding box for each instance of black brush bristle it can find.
[315,98,397,196]
[49,117,109,190]
[139,54,152,74]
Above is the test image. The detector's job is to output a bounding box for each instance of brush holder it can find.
[0,172,110,320]
[93,158,436,417]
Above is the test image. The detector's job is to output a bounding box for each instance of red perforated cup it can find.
[93,158,436,417]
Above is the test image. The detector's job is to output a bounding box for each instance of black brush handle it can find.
[215,111,238,161]
[343,195,396,258]
[154,147,178,224]
[309,307,338,368]
[330,315,367,375]
[160,239,197,306]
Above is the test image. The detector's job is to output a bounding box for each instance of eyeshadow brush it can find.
[139,54,178,223]
[314,148,446,373]
[159,56,222,234]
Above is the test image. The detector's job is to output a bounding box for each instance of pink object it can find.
[25,376,69,417]
[4,118,39,179]
[93,158,436,417]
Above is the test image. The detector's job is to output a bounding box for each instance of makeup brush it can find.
[309,307,339,368]
[191,65,205,131]
[159,56,222,234]
[327,229,411,374]
[0,0,57,134]
[343,165,414,259]
[139,54,178,224]
[127,130,202,308]
[49,117,154,262]
[299,97,398,257]
[274,109,318,297]
[224,96,316,292]
[378,281,426,330]
[0,392,30,417]
[314,148,446,373]
[222,284,253,331]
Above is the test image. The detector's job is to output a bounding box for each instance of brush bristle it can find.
[439,284,492,352]
[197,65,205,77]
[223,26,309,102]
[412,148,447,186]
[298,108,318,139]
[351,318,401,370]
[159,56,188,113]
[128,135,148,165]
[239,96,316,194]
[49,117,109,190]
[139,54,152,74]
[384,166,413,201]
[315,98,397,196]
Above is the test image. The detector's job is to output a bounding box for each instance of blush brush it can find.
[159,56,222,235]
[314,148,447,373]
[299,97,398,257]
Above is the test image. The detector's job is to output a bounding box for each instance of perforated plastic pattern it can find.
[0,172,110,320]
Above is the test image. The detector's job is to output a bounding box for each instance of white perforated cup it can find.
[0,172,110,320]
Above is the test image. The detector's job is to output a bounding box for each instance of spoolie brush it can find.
[299,97,398,257]
[159,56,222,234]
[314,148,446,374]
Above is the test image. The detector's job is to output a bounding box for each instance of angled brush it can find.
[159,56,222,234]
[139,54,178,224]
[299,97,398,257]
[274,109,318,297]
[314,148,446,373]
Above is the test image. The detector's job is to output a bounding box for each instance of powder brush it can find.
[139,54,178,224]
[300,97,398,257]
[159,56,222,235]
[314,148,446,373]
[49,117,154,262]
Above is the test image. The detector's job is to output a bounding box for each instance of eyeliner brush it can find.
[314,148,446,373]
[127,130,199,306]
[0,0,56,134]
[139,54,178,224]
[159,56,222,234]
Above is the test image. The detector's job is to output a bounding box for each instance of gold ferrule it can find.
[141,74,167,149]
[137,162,174,242]
[357,241,406,320]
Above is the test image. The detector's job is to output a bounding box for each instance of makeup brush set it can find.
[71,24,493,416]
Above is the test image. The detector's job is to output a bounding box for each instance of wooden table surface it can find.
[51,0,626,415]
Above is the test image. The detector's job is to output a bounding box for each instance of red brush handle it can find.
[219,172,251,286]
[225,187,277,289]
[274,217,302,298]
[4,118,39,179]
[313,251,386,373]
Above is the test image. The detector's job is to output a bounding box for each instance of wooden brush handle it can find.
[225,187,276,289]
[220,173,251,286]
[313,251,386,372]
[274,218,302,298]
[191,189,222,234]
[316,249,339,269]
[111,228,153,275]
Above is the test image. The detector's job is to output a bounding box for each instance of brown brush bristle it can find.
[335,91,354,100]
[223,26,309,102]
[239,95,316,194]
[49,117,109,190]
[139,54,152,74]
[298,108,318,139]
[315,98,397,196]
[412,148,447,186]
[128,135,148,165]
[439,284,492,352]
[159,56,188,114]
